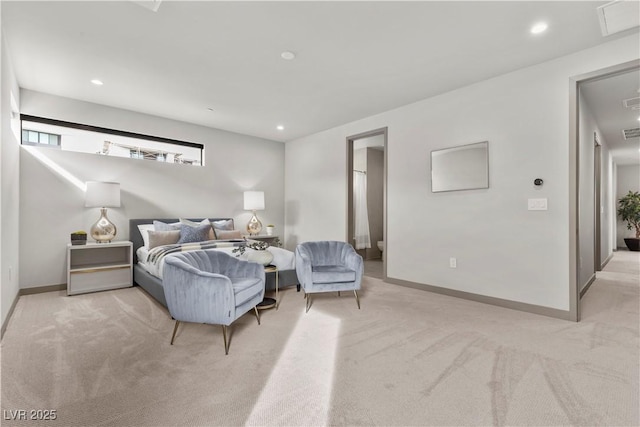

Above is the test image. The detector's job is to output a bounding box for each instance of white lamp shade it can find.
[85,182,121,208]
[244,191,265,210]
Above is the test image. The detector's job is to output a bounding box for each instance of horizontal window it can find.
[21,115,204,166]
[22,129,60,146]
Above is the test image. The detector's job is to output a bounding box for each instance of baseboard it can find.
[580,274,597,299]
[601,252,614,270]
[1,290,20,339]
[20,284,66,296]
[386,277,572,321]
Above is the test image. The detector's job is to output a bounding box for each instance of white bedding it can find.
[136,243,296,280]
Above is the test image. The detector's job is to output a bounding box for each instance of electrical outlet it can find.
[449,257,457,268]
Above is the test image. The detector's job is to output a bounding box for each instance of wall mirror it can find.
[431,141,489,192]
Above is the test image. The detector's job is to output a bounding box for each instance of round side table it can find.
[257,265,279,310]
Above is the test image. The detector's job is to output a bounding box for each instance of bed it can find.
[129,218,300,307]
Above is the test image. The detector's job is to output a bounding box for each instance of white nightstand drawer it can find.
[68,266,132,295]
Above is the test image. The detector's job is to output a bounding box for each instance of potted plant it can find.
[617,190,640,251]
[266,224,275,236]
[70,230,87,245]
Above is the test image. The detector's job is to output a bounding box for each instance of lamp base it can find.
[91,207,117,243]
[246,211,263,236]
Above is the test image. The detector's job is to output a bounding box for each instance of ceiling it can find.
[581,69,640,165]
[2,1,638,143]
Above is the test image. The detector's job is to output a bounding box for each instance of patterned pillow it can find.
[147,230,181,249]
[177,222,212,244]
[180,218,215,240]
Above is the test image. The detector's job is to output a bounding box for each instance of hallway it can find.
[581,249,640,322]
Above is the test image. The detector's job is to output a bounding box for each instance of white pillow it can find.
[137,224,155,248]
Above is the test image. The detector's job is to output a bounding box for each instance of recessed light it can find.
[280,51,296,60]
[276,125,284,131]
[530,22,548,34]
[90,79,103,86]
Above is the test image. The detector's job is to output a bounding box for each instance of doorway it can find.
[347,128,388,280]
[571,60,640,321]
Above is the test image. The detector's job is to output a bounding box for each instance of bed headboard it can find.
[129,218,235,264]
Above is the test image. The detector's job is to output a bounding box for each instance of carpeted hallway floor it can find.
[1,251,638,426]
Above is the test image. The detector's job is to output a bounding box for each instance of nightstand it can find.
[67,241,133,295]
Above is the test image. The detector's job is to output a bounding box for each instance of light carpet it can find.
[1,251,638,426]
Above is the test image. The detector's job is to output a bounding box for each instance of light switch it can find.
[528,198,548,210]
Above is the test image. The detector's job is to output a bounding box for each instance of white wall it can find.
[366,148,384,260]
[577,88,615,288]
[601,147,614,263]
[19,90,284,289]
[616,164,640,247]
[577,91,593,287]
[285,34,639,312]
[1,26,21,327]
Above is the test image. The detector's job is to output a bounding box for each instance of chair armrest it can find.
[164,257,235,325]
[342,246,363,289]
[295,245,313,290]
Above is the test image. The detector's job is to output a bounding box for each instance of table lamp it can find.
[244,191,264,235]
[85,181,121,243]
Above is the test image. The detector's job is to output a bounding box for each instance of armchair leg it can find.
[222,325,229,355]
[338,291,341,297]
[305,294,312,313]
[253,306,261,325]
[354,290,361,309]
[170,320,180,345]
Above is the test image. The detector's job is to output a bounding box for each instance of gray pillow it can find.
[147,230,181,249]
[211,219,234,231]
[180,218,215,240]
[180,218,207,227]
[153,220,180,231]
[177,223,212,244]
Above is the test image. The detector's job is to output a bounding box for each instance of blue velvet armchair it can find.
[163,250,265,354]
[295,241,363,312]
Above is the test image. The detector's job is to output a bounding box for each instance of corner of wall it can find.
[1,27,22,329]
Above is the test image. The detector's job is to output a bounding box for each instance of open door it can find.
[347,128,388,280]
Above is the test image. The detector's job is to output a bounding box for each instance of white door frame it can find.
[346,127,388,279]
[569,59,640,321]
